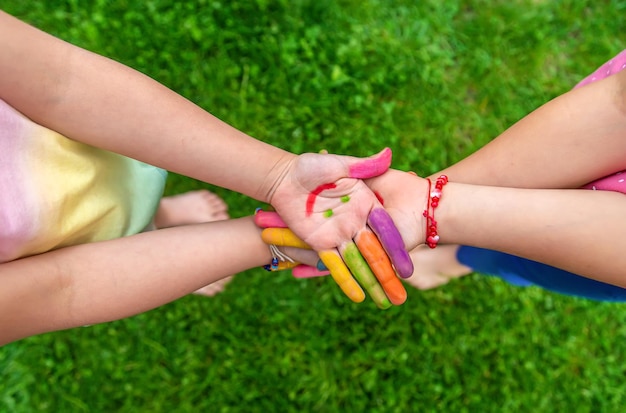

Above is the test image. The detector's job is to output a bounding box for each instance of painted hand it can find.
[364,168,431,252]
[267,148,411,307]
[254,209,407,307]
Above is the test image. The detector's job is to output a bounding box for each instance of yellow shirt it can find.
[0,99,166,262]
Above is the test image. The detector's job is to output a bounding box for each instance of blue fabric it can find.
[457,246,626,302]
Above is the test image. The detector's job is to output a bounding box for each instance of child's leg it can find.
[403,245,471,290]
[153,190,233,297]
[405,244,626,301]
[153,190,229,228]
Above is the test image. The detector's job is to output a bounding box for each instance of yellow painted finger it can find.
[269,261,300,271]
[261,228,311,249]
[319,251,365,303]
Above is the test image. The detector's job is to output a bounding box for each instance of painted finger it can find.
[340,243,392,309]
[261,228,311,250]
[318,250,365,303]
[263,261,300,272]
[292,264,331,278]
[254,209,288,228]
[347,147,392,179]
[367,208,414,278]
[355,230,407,305]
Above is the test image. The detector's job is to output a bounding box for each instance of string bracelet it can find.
[263,244,296,271]
[422,175,448,249]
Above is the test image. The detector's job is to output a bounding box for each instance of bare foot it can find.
[153,190,233,297]
[153,190,229,228]
[403,244,472,290]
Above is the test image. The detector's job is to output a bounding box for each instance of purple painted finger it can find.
[367,208,414,278]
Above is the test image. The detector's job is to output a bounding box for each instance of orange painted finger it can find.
[355,230,407,305]
[318,250,365,303]
[261,228,311,250]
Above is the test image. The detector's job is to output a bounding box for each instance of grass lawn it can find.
[2,0,626,411]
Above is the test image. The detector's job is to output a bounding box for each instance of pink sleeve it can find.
[574,49,626,89]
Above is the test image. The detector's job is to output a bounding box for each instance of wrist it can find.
[422,175,449,248]
[257,151,298,204]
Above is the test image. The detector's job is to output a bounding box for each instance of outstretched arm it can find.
[0,10,292,203]
[0,10,410,294]
[366,169,626,288]
[436,65,626,189]
[0,217,316,346]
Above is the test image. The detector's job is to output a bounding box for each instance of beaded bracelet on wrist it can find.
[422,175,448,249]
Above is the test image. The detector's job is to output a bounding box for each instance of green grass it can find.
[2,0,626,411]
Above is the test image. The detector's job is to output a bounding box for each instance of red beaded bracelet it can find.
[422,175,448,248]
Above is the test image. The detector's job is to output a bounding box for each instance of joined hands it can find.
[262,148,427,308]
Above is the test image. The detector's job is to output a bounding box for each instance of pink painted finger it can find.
[292,264,331,278]
[254,209,288,228]
[348,148,392,179]
[367,208,414,278]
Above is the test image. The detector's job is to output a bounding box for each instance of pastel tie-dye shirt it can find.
[0,99,166,263]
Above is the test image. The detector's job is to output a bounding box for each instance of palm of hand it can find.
[270,152,381,251]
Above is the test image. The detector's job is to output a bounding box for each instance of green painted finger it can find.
[342,243,392,309]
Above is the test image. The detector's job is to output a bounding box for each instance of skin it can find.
[0,10,398,277]
[266,56,626,296]
[364,67,626,288]
[367,208,413,278]
[261,228,311,250]
[341,243,392,309]
[255,210,404,307]
[0,216,322,345]
[318,251,367,303]
[0,11,407,342]
[354,230,407,305]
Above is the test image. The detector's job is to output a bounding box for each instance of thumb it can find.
[343,147,392,179]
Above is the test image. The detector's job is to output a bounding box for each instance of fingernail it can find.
[316,259,328,271]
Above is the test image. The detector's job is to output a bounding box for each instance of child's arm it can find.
[0,10,409,287]
[0,10,287,202]
[434,66,626,189]
[0,217,313,346]
[366,169,626,289]
[361,59,626,287]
